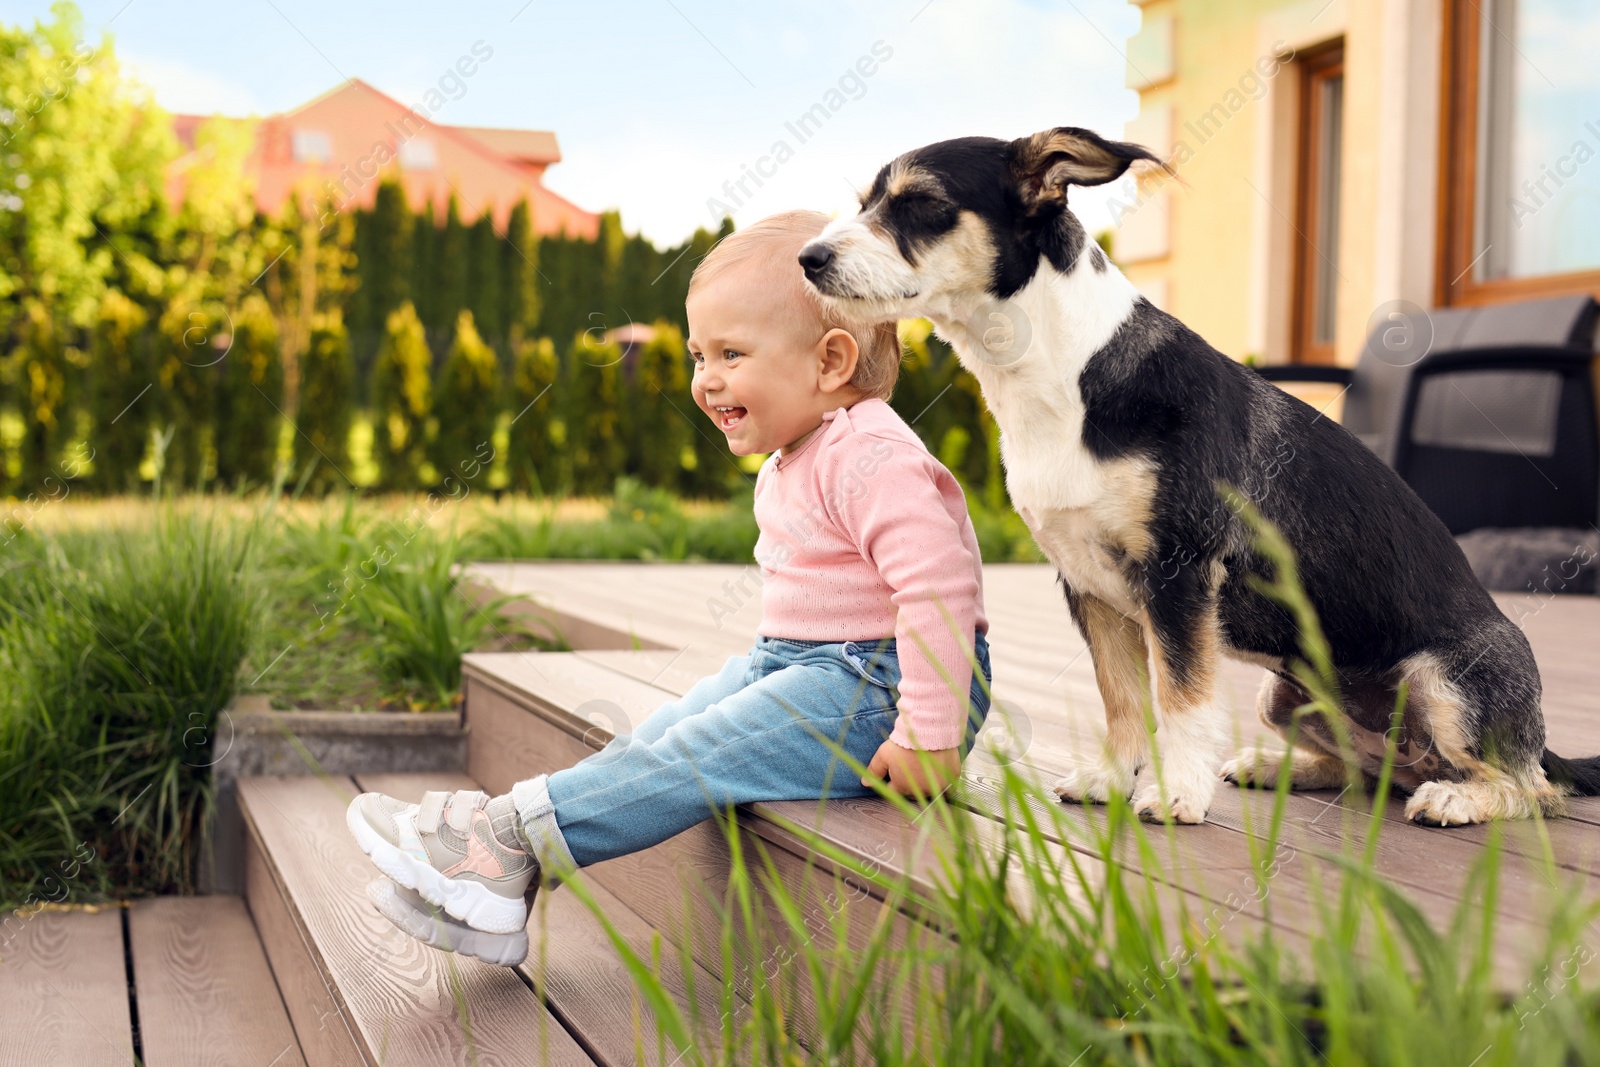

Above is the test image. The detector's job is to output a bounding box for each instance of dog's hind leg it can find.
[1053,592,1150,804]
[1220,675,1350,791]
[1398,636,1563,826]
[1133,591,1231,824]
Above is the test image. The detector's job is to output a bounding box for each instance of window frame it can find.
[1291,40,1346,366]
[1436,0,1600,307]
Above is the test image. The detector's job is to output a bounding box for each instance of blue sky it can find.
[1,0,1145,245]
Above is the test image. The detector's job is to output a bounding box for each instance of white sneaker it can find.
[366,880,529,967]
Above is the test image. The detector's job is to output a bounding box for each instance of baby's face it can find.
[686,270,836,457]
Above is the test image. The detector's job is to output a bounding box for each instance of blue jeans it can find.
[510,632,992,886]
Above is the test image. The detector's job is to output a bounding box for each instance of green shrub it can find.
[563,331,624,496]
[508,335,558,495]
[294,311,354,494]
[213,293,283,490]
[0,510,257,906]
[12,300,69,493]
[370,301,433,491]
[626,321,694,493]
[346,527,521,709]
[88,289,153,494]
[432,309,501,490]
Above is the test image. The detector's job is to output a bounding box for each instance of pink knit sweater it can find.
[753,398,988,751]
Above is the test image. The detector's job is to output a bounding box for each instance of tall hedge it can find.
[213,294,282,490]
[466,213,503,343]
[563,331,624,496]
[294,311,354,494]
[12,300,67,493]
[352,179,413,337]
[432,309,500,489]
[153,298,220,491]
[625,321,692,493]
[504,199,540,339]
[370,301,432,491]
[509,335,558,495]
[432,196,467,333]
[89,290,151,494]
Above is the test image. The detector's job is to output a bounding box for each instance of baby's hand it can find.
[862,740,962,801]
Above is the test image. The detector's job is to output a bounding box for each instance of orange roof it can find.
[449,126,561,166]
[167,79,598,239]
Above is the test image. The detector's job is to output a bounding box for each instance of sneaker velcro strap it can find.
[446,789,488,833]
[415,790,451,834]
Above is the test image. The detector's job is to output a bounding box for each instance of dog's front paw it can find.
[1218,753,1271,788]
[1131,782,1211,824]
[1405,781,1483,827]
[1053,763,1135,805]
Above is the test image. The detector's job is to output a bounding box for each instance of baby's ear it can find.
[1009,127,1174,214]
[818,327,861,392]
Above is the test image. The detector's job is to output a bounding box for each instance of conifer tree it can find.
[625,321,692,491]
[13,300,68,491]
[431,309,500,488]
[214,293,283,490]
[503,199,540,339]
[410,199,437,331]
[89,289,151,494]
[466,211,504,344]
[435,195,468,331]
[508,335,558,495]
[357,179,414,334]
[563,331,625,496]
[294,311,354,494]
[153,295,221,490]
[370,300,432,491]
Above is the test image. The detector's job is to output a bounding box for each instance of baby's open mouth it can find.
[713,406,747,431]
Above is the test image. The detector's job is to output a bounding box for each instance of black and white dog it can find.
[799,126,1600,826]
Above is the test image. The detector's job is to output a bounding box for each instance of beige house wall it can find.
[1118,0,1444,370]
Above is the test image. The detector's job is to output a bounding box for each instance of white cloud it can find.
[543,0,1141,245]
[120,51,267,117]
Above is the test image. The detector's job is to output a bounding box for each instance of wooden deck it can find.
[6,561,1594,1066]
[465,561,1600,974]
[0,897,303,1066]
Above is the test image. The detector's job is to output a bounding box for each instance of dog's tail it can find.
[1542,749,1600,796]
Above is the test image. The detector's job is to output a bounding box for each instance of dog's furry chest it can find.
[983,375,1159,618]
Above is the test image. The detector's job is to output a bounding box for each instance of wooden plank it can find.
[245,832,367,1067]
[461,669,950,1056]
[238,775,595,1067]
[353,772,739,1067]
[128,896,304,1067]
[0,906,136,1066]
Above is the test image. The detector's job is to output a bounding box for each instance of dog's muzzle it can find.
[798,240,836,286]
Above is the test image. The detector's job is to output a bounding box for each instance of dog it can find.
[797,126,1600,826]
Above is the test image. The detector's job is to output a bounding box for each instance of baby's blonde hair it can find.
[688,210,901,401]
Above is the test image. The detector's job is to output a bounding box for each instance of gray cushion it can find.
[1455,527,1598,595]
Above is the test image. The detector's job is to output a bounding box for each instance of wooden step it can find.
[128,896,305,1066]
[0,898,306,1067]
[462,651,987,1051]
[458,649,1311,1045]
[0,906,135,1066]
[352,773,734,1067]
[237,774,595,1067]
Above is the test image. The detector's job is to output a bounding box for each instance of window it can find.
[1439,0,1600,305]
[291,129,333,163]
[398,137,437,171]
[1292,42,1345,365]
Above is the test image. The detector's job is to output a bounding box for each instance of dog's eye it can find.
[893,192,955,227]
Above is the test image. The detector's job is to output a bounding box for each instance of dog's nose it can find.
[798,242,835,276]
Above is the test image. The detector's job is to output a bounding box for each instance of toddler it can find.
[347,209,992,965]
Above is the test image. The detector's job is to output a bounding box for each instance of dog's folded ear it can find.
[1010,127,1174,212]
